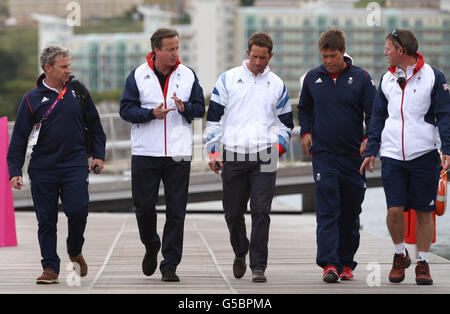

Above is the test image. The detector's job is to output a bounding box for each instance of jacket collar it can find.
[388,52,424,77]
[146,52,180,74]
[242,59,271,78]
[319,55,353,75]
[36,73,75,92]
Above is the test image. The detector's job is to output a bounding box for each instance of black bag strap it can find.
[71,80,89,130]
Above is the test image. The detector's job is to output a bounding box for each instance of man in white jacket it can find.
[206,32,294,283]
[361,29,450,286]
[120,28,205,282]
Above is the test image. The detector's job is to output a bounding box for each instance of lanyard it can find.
[40,86,68,123]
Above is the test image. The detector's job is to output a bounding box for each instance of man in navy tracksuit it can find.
[7,45,106,284]
[298,29,376,282]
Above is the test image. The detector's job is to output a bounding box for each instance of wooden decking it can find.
[1,212,450,294]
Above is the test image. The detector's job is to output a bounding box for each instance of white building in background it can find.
[189,0,238,93]
[34,0,450,98]
[236,3,450,98]
[34,6,194,92]
[9,0,144,24]
[442,0,450,11]
[34,1,238,94]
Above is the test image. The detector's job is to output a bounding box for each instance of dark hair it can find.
[248,32,273,54]
[386,28,418,56]
[151,28,179,53]
[318,28,346,52]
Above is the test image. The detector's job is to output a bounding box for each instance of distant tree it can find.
[0,0,9,18]
[240,0,255,6]
[0,49,20,85]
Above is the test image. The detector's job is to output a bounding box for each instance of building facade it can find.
[236,5,450,97]
[8,0,144,24]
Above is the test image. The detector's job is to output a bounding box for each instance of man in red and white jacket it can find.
[120,28,205,282]
[362,29,450,286]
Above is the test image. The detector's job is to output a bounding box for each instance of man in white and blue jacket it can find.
[7,45,106,284]
[206,33,294,283]
[120,28,205,282]
[298,29,376,283]
[361,29,450,286]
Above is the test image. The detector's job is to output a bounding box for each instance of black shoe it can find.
[142,243,161,276]
[233,256,247,279]
[252,270,267,283]
[161,266,180,282]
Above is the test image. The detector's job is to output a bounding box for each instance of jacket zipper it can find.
[161,74,173,156]
[400,90,406,160]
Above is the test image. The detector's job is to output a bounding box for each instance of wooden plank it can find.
[0,212,449,294]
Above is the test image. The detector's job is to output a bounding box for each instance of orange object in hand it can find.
[436,169,447,216]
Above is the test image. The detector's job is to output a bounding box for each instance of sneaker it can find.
[339,266,354,280]
[69,254,88,277]
[252,270,267,283]
[415,261,433,285]
[322,266,339,283]
[233,256,247,279]
[389,249,411,283]
[142,243,161,276]
[36,268,59,285]
[161,265,180,282]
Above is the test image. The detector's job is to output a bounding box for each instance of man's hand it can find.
[360,156,376,175]
[91,158,104,174]
[208,154,223,174]
[153,103,175,119]
[172,92,185,113]
[10,176,23,190]
[360,138,368,156]
[441,154,450,173]
[301,133,313,157]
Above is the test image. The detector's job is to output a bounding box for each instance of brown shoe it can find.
[388,249,411,283]
[69,254,88,277]
[415,261,433,285]
[36,268,59,285]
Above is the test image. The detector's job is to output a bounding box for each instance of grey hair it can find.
[40,45,70,72]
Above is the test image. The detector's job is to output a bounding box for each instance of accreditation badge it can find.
[28,123,41,146]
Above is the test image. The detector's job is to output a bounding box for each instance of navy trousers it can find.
[28,167,89,275]
[131,155,190,271]
[312,152,366,273]
[221,149,277,272]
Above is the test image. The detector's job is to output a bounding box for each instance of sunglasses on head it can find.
[391,28,404,49]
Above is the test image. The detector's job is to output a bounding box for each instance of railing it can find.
[7,108,307,177]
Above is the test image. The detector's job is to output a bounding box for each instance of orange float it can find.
[404,209,436,244]
[436,169,447,216]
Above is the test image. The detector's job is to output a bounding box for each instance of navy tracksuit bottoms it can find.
[28,167,90,275]
[312,152,366,273]
[131,155,190,272]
